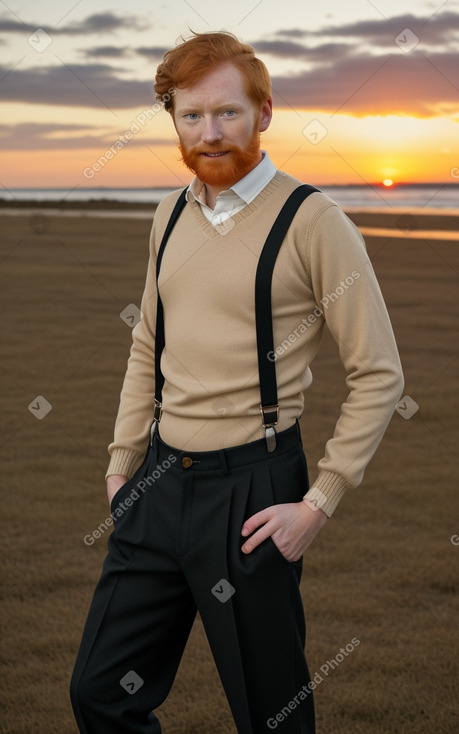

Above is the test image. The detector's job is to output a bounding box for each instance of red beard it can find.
[179,128,261,188]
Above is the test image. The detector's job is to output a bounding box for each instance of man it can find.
[70,31,403,733]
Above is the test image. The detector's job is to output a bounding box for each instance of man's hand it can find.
[241,501,328,562]
[107,474,129,507]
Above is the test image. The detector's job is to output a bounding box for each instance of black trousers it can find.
[70,421,315,733]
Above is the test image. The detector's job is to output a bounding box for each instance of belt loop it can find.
[217,449,230,475]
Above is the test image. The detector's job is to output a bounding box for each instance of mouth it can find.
[201,151,229,158]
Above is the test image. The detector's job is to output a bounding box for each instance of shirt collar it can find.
[186,151,277,208]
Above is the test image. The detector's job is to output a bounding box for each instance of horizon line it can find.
[3,181,458,191]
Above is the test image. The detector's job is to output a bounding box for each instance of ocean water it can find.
[2,184,458,210]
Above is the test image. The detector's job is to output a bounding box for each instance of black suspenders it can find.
[152,188,188,433]
[255,184,319,449]
[150,184,319,451]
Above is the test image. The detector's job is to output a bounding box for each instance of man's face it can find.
[173,61,272,189]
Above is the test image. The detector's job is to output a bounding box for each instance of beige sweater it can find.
[107,171,403,516]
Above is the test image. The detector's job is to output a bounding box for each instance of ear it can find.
[258,97,273,132]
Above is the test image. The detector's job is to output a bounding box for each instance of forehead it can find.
[174,61,252,110]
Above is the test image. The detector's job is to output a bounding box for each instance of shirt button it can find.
[182,456,193,469]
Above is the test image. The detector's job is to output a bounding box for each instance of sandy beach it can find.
[1,205,458,733]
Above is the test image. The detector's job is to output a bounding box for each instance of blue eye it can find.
[185,113,199,120]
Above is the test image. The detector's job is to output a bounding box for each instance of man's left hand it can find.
[241,501,328,562]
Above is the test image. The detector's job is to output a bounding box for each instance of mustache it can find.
[189,144,239,155]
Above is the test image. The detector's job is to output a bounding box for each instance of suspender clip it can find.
[260,404,279,453]
[260,404,279,427]
[153,399,163,423]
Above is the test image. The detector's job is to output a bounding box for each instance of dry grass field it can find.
[0,207,458,734]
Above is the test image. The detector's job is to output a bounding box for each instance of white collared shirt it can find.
[186,151,277,226]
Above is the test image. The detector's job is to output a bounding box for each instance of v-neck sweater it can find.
[107,170,403,516]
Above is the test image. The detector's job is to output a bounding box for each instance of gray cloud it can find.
[74,13,144,33]
[0,12,146,36]
[273,29,309,39]
[317,11,459,45]
[0,9,457,119]
[0,122,175,150]
[83,46,130,59]
[275,11,459,46]
[253,40,354,61]
[0,62,154,109]
[250,10,459,115]
[136,46,169,60]
[270,50,459,116]
[78,45,169,61]
[0,46,457,118]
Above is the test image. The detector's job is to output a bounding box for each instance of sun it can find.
[382,178,394,187]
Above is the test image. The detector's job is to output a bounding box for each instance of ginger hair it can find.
[154,31,271,114]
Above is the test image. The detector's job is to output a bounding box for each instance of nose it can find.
[201,115,223,145]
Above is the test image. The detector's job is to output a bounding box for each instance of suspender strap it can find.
[150,188,187,441]
[255,184,319,451]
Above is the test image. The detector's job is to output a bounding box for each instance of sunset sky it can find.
[0,0,458,189]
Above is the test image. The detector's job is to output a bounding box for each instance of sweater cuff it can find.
[303,471,352,517]
[105,448,145,481]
